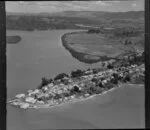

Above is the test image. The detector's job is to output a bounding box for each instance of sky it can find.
[6,0,144,13]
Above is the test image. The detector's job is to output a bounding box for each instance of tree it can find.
[45,95,53,100]
[98,81,104,88]
[123,74,131,82]
[70,85,80,95]
[128,41,132,45]
[111,73,119,84]
[54,94,61,100]
[63,92,70,97]
[71,69,84,78]
[70,89,75,95]
[113,73,118,78]
[93,69,98,74]
[87,29,100,34]
[102,62,105,67]
[105,82,115,89]
[73,85,80,92]
[61,78,69,85]
[91,77,98,83]
[95,87,103,94]
[39,96,47,103]
[107,63,114,69]
[142,51,145,62]
[87,88,94,95]
[54,73,69,81]
[110,77,118,84]
[38,77,53,89]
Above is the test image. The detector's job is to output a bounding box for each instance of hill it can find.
[6,11,144,31]
[49,11,144,20]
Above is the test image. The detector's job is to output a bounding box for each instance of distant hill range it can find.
[7,11,144,20]
[6,11,144,30]
[49,11,144,20]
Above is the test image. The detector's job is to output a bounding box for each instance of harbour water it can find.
[7,30,145,129]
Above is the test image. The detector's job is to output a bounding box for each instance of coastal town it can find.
[8,51,145,109]
[5,1,145,130]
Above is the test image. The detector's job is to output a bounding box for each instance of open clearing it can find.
[64,32,132,58]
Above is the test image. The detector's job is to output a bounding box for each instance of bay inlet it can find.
[7,30,144,129]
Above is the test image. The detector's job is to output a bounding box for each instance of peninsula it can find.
[7,10,144,109]
[8,51,144,109]
[7,35,21,44]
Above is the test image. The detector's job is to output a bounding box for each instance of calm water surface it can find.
[7,30,145,129]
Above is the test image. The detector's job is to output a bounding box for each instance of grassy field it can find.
[66,32,127,57]
[62,30,143,63]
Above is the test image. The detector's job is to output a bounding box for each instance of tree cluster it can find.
[71,69,84,78]
[54,73,69,81]
[87,29,101,34]
[38,77,53,89]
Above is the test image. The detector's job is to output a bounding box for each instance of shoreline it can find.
[29,85,119,109]
[6,28,87,32]
[8,58,145,109]
[31,83,144,109]
[9,83,144,109]
[8,86,117,109]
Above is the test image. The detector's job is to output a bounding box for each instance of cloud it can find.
[132,3,137,7]
[95,1,108,6]
[6,1,144,13]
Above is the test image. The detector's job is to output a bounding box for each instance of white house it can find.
[28,89,40,96]
[25,97,36,103]
[20,103,30,109]
[43,86,48,91]
[48,83,54,88]
[85,93,90,97]
[15,94,25,98]
[37,100,44,104]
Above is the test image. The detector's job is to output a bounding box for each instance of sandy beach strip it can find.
[31,83,144,109]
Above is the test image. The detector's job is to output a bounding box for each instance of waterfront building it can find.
[15,94,25,98]
[25,97,36,103]
[20,103,30,109]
